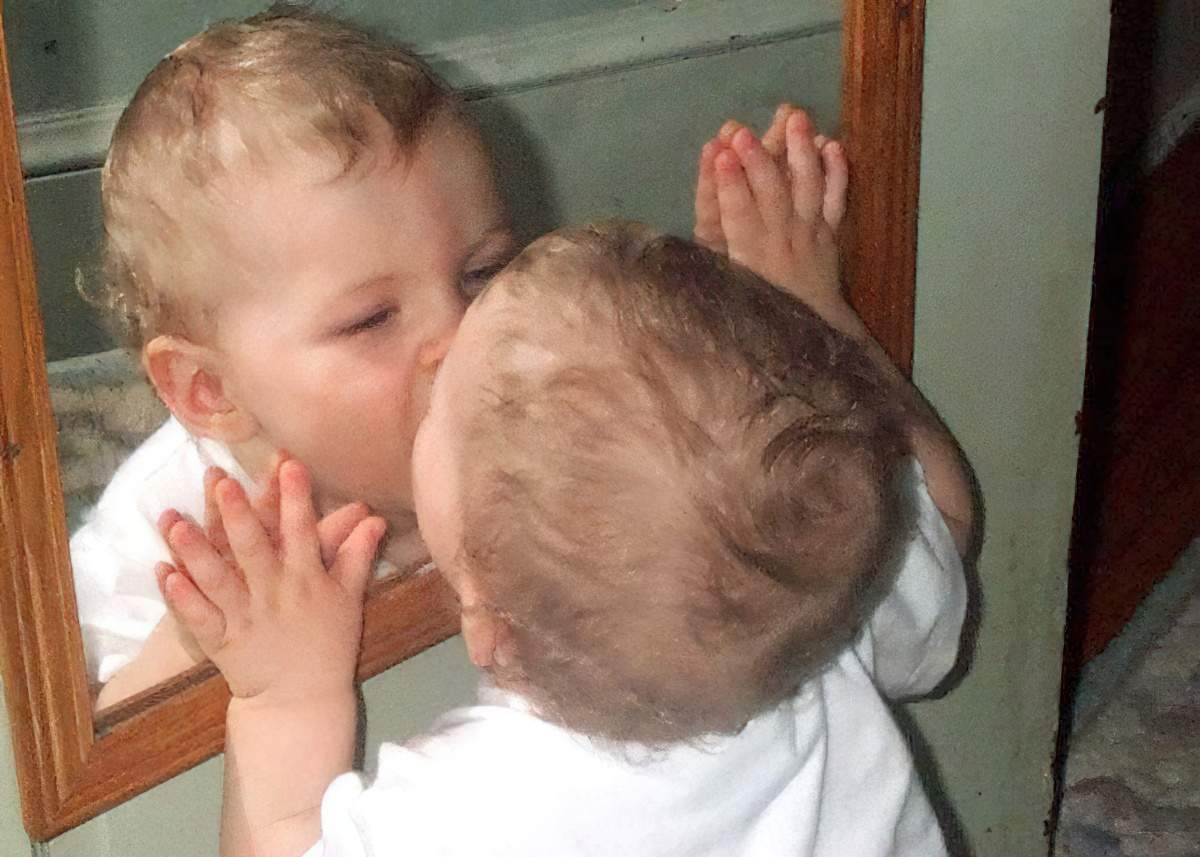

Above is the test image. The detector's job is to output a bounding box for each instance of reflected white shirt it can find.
[70,417,251,682]
[71,417,415,683]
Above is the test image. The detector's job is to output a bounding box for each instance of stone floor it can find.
[1054,540,1200,856]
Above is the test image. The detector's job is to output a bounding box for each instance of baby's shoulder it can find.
[85,417,242,528]
[91,418,196,507]
[849,457,967,698]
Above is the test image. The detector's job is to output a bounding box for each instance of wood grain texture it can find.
[0,1,926,839]
[841,0,924,374]
[0,10,93,835]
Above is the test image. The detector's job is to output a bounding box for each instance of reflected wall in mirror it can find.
[0,0,924,839]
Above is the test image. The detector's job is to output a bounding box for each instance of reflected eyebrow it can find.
[468,223,518,258]
[344,273,400,295]
[339,223,516,296]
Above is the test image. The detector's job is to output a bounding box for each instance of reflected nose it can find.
[417,283,464,372]
[417,322,455,371]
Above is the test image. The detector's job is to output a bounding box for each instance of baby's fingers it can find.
[317,501,372,568]
[730,128,790,233]
[164,519,248,619]
[715,149,763,255]
[785,110,824,222]
[820,140,849,229]
[717,119,744,145]
[330,517,387,602]
[761,103,797,158]
[694,139,726,253]
[203,467,232,559]
[156,562,226,654]
[250,450,285,546]
[214,478,280,583]
[278,461,322,576]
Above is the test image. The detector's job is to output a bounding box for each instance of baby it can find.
[160,217,973,854]
[73,5,850,709]
[74,5,519,704]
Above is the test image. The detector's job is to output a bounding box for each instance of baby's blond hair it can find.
[98,4,455,346]
[459,222,913,744]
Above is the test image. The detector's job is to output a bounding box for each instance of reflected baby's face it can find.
[207,113,514,522]
[409,278,512,590]
[411,278,530,666]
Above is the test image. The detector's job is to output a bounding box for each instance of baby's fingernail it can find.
[714,150,738,171]
[167,519,192,545]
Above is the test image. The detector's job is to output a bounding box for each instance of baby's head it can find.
[413,221,911,744]
[102,5,513,521]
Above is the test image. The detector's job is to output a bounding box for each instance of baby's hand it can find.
[200,457,375,571]
[156,460,385,704]
[694,104,849,313]
[158,458,375,664]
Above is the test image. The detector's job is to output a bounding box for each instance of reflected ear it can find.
[142,335,260,443]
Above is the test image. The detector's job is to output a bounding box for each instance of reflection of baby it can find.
[71,6,840,710]
[161,221,975,852]
[72,6,517,706]
[74,6,885,716]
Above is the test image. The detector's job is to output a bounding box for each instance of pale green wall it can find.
[6,0,639,116]
[0,1,1109,855]
[905,0,1109,853]
[0,679,31,856]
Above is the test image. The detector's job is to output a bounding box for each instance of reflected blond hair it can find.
[459,221,912,744]
[98,4,455,346]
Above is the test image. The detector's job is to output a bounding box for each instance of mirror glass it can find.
[8,0,843,718]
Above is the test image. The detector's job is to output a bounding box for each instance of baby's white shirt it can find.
[70,417,251,682]
[70,417,416,683]
[302,459,966,857]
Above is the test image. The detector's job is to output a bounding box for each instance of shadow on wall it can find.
[471,96,565,243]
[893,701,975,857]
[892,526,986,857]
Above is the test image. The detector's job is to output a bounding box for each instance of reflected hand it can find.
[201,452,374,568]
[694,104,848,311]
[156,460,385,702]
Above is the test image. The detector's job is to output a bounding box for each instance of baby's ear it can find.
[142,335,259,443]
[457,577,518,669]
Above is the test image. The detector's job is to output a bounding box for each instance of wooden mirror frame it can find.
[0,1,924,839]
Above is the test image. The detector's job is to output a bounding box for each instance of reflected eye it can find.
[340,306,396,336]
[459,261,509,303]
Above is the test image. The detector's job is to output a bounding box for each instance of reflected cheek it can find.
[410,429,432,523]
[338,358,428,480]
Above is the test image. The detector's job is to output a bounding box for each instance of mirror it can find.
[0,0,923,839]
